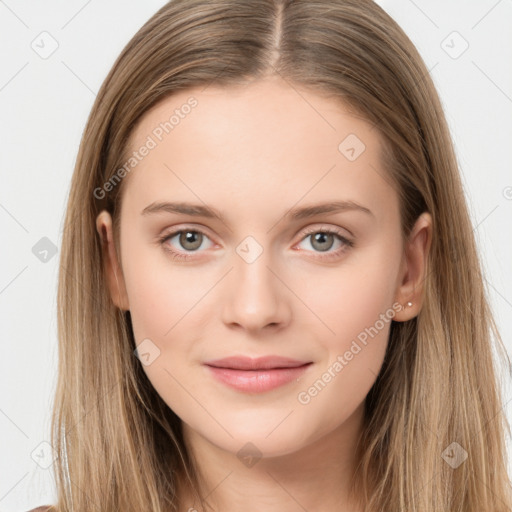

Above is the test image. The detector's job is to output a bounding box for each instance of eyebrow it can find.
[141,200,374,222]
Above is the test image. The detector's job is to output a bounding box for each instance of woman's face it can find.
[97,76,430,458]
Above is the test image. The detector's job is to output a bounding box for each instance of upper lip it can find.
[204,356,311,370]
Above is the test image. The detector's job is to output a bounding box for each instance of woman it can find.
[30,0,512,510]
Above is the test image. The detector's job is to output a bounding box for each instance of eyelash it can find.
[158,226,354,262]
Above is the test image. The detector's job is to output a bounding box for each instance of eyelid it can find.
[298,223,353,239]
[159,223,218,243]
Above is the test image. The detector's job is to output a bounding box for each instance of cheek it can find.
[121,237,211,342]
[291,242,400,352]
[121,245,212,414]
[293,284,394,440]
[290,243,399,410]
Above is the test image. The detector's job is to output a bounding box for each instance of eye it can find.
[158,228,214,261]
[295,226,354,260]
[158,225,354,262]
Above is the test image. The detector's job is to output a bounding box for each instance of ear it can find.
[392,211,432,321]
[96,210,130,311]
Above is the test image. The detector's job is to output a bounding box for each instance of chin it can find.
[219,431,309,460]
[187,410,316,459]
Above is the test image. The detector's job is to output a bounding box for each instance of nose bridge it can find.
[223,234,286,328]
[234,234,278,303]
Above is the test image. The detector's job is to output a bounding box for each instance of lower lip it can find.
[204,364,312,393]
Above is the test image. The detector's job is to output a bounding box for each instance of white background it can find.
[1,1,511,510]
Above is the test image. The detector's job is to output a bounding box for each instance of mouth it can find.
[203,356,313,393]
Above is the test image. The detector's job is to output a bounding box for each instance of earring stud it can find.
[407,301,413,307]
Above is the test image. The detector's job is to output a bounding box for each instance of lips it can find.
[204,355,310,370]
[203,356,313,393]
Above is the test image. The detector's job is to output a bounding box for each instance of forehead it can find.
[121,77,397,226]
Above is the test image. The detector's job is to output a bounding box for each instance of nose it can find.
[221,246,291,334]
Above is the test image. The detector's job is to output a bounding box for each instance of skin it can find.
[96,75,431,511]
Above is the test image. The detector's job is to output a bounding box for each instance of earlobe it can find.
[393,212,432,322]
[96,210,130,311]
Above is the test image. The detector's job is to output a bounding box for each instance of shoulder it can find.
[26,507,53,512]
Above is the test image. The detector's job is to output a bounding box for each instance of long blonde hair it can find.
[52,0,512,510]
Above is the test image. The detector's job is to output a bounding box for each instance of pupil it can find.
[182,231,201,250]
[313,233,332,252]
